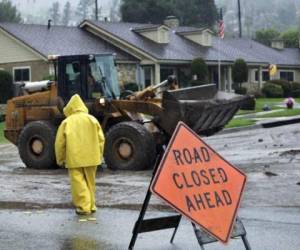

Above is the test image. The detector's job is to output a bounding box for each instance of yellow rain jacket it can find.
[55,94,105,168]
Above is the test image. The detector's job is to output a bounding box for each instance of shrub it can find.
[42,75,55,81]
[248,90,263,98]
[262,83,283,97]
[246,84,263,98]
[124,82,139,92]
[232,59,248,88]
[234,87,247,95]
[191,58,208,82]
[267,79,291,97]
[291,82,300,97]
[0,70,13,103]
[240,96,256,110]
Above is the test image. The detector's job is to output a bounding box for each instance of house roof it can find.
[1,21,299,67]
[0,22,137,61]
[83,20,300,66]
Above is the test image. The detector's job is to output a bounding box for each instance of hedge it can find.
[266,79,291,97]
[262,83,284,97]
[291,82,300,97]
[240,96,256,110]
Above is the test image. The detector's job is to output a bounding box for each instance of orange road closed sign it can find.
[151,122,246,244]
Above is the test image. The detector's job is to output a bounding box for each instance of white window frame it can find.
[13,66,31,82]
[142,66,154,87]
[253,69,270,83]
[279,70,295,82]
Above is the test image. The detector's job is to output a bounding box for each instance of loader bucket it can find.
[159,84,250,136]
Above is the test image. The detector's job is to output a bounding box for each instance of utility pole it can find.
[95,0,99,21]
[237,0,242,38]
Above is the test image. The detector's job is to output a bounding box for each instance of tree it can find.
[232,59,248,90]
[0,0,21,23]
[280,28,300,48]
[76,0,94,20]
[62,1,71,26]
[277,1,297,28]
[191,58,208,83]
[49,1,60,25]
[121,0,218,28]
[121,0,173,25]
[109,0,121,22]
[255,29,280,46]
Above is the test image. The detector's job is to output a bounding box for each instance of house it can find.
[1,17,300,92]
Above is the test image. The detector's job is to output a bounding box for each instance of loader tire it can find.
[18,121,57,169]
[105,121,156,171]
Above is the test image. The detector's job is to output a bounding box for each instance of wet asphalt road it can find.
[0,207,299,250]
[0,123,300,249]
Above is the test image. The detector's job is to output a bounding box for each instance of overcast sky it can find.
[11,0,114,15]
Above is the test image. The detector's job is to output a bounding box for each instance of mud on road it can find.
[0,123,300,210]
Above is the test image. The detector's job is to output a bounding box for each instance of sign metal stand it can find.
[128,152,251,250]
[129,122,252,249]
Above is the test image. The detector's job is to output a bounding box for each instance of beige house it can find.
[1,18,300,92]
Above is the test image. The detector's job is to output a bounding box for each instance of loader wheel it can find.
[105,122,156,171]
[18,121,57,169]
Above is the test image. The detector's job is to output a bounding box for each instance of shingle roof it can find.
[86,20,300,66]
[0,22,136,61]
[1,21,299,67]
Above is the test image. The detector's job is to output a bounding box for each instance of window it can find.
[254,70,270,82]
[13,67,31,82]
[143,66,153,87]
[280,71,294,82]
[160,67,176,82]
[262,71,270,82]
[65,61,81,97]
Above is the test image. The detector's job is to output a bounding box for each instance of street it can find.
[0,123,300,249]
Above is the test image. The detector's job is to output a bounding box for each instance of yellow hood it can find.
[63,94,88,117]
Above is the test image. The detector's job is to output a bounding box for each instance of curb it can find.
[261,117,300,128]
[220,124,262,135]
[221,117,300,135]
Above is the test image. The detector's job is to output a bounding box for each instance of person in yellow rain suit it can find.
[55,94,105,215]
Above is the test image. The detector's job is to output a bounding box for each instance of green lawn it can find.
[229,98,300,128]
[225,118,256,129]
[255,98,300,112]
[0,122,7,144]
[256,108,300,118]
[237,98,300,115]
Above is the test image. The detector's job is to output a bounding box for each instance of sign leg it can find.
[128,153,164,250]
[241,235,252,250]
[170,215,182,243]
[192,223,205,250]
[128,188,152,249]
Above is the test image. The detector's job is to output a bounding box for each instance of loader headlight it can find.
[99,98,106,105]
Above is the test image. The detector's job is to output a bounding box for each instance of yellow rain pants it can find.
[68,166,98,213]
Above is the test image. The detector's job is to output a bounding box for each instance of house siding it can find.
[0,29,42,63]
[0,60,50,82]
[116,63,138,88]
[295,69,300,82]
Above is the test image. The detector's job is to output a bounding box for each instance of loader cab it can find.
[57,54,120,102]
